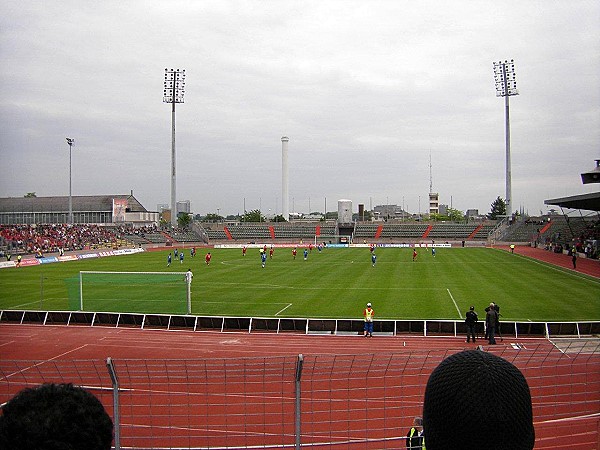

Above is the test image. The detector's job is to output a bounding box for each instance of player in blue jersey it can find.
[167,253,172,267]
[303,248,308,260]
[371,253,377,267]
[261,250,267,268]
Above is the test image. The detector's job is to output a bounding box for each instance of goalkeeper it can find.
[185,268,193,284]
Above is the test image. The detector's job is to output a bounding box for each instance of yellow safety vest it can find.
[364,308,374,321]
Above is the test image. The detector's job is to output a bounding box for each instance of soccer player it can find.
[261,250,267,268]
[269,247,274,259]
[292,247,297,259]
[179,251,184,264]
[185,268,193,284]
[205,252,212,265]
[371,253,377,267]
[242,246,247,256]
[303,248,308,260]
[167,252,172,267]
[412,249,418,262]
[432,247,436,257]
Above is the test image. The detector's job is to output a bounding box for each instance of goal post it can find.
[78,271,192,315]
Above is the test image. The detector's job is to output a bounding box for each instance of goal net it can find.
[76,271,191,314]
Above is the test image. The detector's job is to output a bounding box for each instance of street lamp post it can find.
[493,59,519,217]
[66,138,75,224]
[163,68,186,228]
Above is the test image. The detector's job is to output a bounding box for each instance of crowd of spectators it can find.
[0,224,145,256]
[542,219,600,259]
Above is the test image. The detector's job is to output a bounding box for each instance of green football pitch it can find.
[0,247,598,321]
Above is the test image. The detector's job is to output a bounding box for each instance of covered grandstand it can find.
[542,191,600,259]
[0,194,158,226]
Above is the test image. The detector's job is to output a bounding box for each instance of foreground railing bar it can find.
[1,310,598,340]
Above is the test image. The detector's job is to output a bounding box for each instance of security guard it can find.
[406,416,425,449]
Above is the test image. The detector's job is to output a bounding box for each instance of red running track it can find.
[1,325,598,449]
[496,244,600,278]
[1,246,599,448]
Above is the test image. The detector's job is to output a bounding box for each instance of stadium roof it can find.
[0,195,148,213]
[544,192,600,212]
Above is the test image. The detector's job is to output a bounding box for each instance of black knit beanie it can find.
[423,350,534,450]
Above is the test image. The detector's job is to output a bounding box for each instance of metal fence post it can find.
[106,357,121,450]
[295,353,304,450]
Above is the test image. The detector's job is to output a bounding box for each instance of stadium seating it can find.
[0,224,128,254]
[198,221,507,243]
[500,219,546,243]
[426,224,478,239]
[166,230,203,243]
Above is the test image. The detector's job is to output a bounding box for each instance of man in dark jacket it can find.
[485,302,498,345]
[465,306,478,343]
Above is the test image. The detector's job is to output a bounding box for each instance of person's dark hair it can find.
[0,382,113,450]
[423,350,534,450]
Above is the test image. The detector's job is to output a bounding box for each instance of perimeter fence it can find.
[1,342,599,449]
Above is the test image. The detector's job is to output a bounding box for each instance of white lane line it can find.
[0,344,89,381]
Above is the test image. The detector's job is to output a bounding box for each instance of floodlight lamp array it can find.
[163,68,186,103]
[493,59,518,97]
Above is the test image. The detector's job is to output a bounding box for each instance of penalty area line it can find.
[275,303,293,316]
[447,289,462,319]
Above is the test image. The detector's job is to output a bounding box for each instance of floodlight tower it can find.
[66,137,75,224]
[281,136,289,221]
[493,59,518,217]
[163,68,186,227]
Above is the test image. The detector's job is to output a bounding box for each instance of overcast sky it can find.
[1,1,599,217]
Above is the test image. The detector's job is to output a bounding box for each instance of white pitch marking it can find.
[446,289,462,318]
[275,303,293,316]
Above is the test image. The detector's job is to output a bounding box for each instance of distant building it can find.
[438,204,448,216]
[373,204,407,220]
[338,199,353,224]
[176,200,191,215]
[303,213,324,220]
[465,209,487,221]
[0,194,158,227]
[429,192,439,215]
